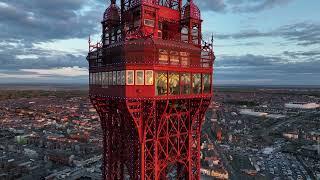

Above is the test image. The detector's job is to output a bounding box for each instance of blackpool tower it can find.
[87,0,215,179]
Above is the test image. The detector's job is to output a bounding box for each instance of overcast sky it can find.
[0,0,319,85]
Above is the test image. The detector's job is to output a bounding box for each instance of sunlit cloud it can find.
[20,66,88,77]
[16,55,39,60]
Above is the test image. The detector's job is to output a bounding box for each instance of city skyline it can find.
[0,0,319,85]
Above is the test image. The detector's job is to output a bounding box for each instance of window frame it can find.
[117,71,122,85]
[192,73,202,94]
[170,51,180,65]
[168,72,180,95]
[155,71,168,96]
[180,73,191,94]
[135,70,145,85]
[180,52,190,66]
[202,74,211,93]
[159,49,169,64]
[145,70,154,86]
[126,70,135,85]
[108,72,112,85]
[121,70,126,85]
[112,71,117,85]
[144,19,155,27]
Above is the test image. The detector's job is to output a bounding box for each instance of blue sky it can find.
[0,0,319,85]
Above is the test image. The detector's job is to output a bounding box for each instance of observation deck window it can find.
[144,19,155,27]
[181,27,188,43]
[97,73,101,85]
[108,72,112,85]
[170,51,179,65]
[192,73,201,94]
[105,33,110,45]
[126,70,134,85]
[156,72,168,96]
[169,73,180,95]
[145,70,154,85]
[117,30,122,42]
[111,32,115,43]
[95,73,99,86]
[136,70,145,85]
[121,71,126,85]
[180,52,190,66]
[192,26,199,44]
[117,71,122,85]
[159,49,169,64]
[102,72,108,87]
[181,73,191,94]
[202,74,211,93]
[113,71,117,85]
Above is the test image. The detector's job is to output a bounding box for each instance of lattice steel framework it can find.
[87,0,215,179]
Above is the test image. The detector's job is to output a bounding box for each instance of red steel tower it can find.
[87,0,215,179]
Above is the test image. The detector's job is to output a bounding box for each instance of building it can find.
[285,103,320,109]
[87,0,215,179]
[283,132,299,140]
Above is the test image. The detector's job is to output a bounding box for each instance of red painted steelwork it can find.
[87,0,215,179]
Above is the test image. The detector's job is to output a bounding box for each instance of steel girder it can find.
[91,96,211,180]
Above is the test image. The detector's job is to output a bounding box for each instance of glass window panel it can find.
[126,70,134,85]
[203,74,211,93]
[105,72,109,86]
[170,51,179,65]
[169,73,180,95]
[96,73,99,85]
[105,33,109,45]
[136,70,144,85]
[111,32,115,43]
[113,71,117,85]
[121,71,125,85]
[108,72,112,85]
[181,27,189,42]
[180,52,190,66]
[101,72,106,86]
[181,73,191,94]
[192,27,199,44]
[93,73,96,85]
[97,73,100,85]
[117,71,122,85]
[192,73,201,94]
[145,70,154,85]
[117,30,121,42]
[144,19,155,27]
[95,73,98,85]
[156,72,168,96]
[159,49,169,64]
[99,72,102,85]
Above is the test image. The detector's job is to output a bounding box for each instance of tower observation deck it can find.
[87,0,215,179]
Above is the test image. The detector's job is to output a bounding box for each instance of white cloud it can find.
[16,54,39,59]
[20,66,88,77]
[0,2,10,8]
[33,38,91,56]
[0,73,42,79]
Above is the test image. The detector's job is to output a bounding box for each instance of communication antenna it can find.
[211,33,214,47]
